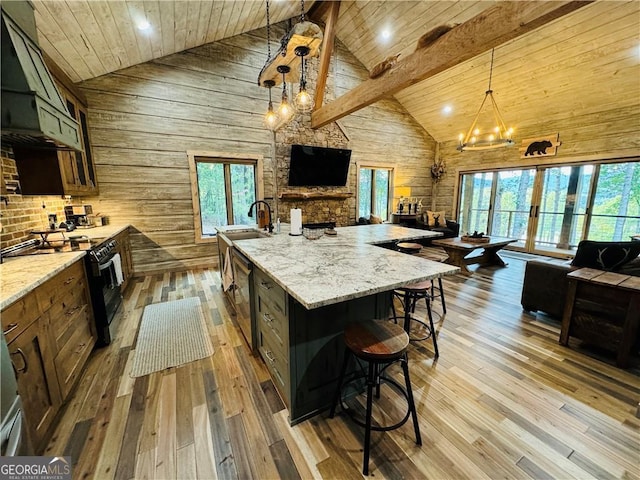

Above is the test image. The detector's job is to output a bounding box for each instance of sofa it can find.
[415,212,460,239]
[521,240,640,318]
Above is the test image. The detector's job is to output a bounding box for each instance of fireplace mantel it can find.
[278,192,353,201]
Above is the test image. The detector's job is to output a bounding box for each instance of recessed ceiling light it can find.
[381,29,391,40]
[137,19,151,31]
[443,105,453,114]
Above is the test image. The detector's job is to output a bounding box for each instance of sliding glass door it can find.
[458,160,640,256]
[532,165,593,253]
[458,169,534,248]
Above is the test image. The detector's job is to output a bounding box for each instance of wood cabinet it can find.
[255,268,290,406]
[7,313,61,452]
[561,268,640,368]
[13,84,98,196]
[1,258,96,452]
[112,227,133,292]
[252,266,391,424]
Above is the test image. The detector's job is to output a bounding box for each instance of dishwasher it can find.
[231,248,255,350]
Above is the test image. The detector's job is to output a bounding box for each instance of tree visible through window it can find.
[359,167,392,220]
[192,157,257,237]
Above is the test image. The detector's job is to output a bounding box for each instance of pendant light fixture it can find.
[457,49,514,151]
[294,0,314,113]
[277,65,294,122]
[262,0,279,130]
[263,79,279,130]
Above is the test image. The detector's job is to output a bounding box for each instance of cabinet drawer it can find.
[48,286,90,351]
[258,328,290,407]
[2,292,41,344]
[36,260,85,312]
[256,293,288,357]
[54,305,95,398]
[254,268,286,316]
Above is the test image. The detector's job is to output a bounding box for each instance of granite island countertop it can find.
[224,224,459,309]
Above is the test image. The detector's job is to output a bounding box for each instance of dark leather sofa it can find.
[415,216,460,239]
[521,240,640,318]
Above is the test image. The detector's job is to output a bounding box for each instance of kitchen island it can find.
[223,224,458,424]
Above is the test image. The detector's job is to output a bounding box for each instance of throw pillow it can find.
[426,210,447,227]
[369,214,382,224]
[571,240,640,271]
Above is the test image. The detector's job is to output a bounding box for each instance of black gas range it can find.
[1,238,123,346]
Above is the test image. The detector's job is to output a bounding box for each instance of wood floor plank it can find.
[155,372,177,479]
[226,414,255,479]
[176,443,198,480]
[93,394,133,480]
[192,403,218,480]
[176,364,194,449]
[202,368,238,478]
[115,375,149,480]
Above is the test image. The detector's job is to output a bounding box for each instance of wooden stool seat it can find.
[345,321,409,362]
[398,280,432,292]
[396,242,422,254]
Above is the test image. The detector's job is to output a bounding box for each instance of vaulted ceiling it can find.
[33,1,640,144]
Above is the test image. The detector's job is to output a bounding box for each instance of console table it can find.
[560,268,640,367]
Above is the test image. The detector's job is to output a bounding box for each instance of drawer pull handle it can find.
[260,281,272,290]
[64,276,75,285]
[265,350,276,363]
[11,348,28,373]
[3,323,18,335]
[263,313,273,323]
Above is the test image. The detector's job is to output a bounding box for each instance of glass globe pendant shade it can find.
[264,102,279,130]
[294,45,314,114]
[262,80,279,131]
[278,92,294,121]
[294,83,314,113]
[276,65,294,122]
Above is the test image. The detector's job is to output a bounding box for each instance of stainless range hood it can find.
[1,5,82,151]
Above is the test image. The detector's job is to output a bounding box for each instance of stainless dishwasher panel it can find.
[232,249,255,350]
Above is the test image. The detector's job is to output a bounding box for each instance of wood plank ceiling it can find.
[34,1,640,144]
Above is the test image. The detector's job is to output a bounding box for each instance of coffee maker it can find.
[64,204,95,228]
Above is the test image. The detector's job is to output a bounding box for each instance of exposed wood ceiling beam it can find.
[311,1,593,129]
[312,1,341,110]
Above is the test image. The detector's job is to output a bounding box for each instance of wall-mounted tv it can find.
[288,144,352,186]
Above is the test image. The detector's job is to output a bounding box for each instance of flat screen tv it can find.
[288,144,352,186]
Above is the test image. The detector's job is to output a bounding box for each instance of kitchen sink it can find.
[221,230,270,241]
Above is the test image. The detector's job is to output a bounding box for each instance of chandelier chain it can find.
[266,0,271,59]
[300,0,305,22]
[487,48,494,92]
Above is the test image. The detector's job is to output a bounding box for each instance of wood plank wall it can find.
[431,107,640,217]
[79,23,437,276]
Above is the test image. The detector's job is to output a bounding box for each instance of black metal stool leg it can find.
[329,348,351,418]
[439,277,447,313]
[401,353,421,445]
[363,361,375,476]
[424,297,439,357]
[403,291,412,333]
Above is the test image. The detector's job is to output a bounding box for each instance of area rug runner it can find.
[131,297,214,377]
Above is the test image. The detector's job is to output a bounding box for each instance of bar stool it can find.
[329,320,421,475]
[395,242,447,312]
[390,282,439,357]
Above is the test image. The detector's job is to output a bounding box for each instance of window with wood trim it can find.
[188,153,263,242]
[357,165,393,221]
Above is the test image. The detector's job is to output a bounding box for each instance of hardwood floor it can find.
[46,251,640,479]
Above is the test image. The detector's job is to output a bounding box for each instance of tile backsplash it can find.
[1,148,66,250]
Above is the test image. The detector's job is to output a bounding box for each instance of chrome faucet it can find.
[247,200,273,233]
